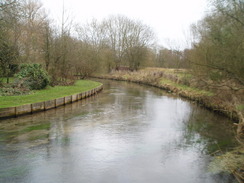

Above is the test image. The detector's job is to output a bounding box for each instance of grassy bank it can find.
[0,80,102,108]
[95,68,242,121]
[94,68,244,182]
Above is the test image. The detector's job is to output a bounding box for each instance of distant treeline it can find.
[0,0,243,85]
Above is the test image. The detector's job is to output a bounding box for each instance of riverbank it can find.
[0,79,237,183]
[94,68,244,182]
[0,80,103,118]
[94,68,243,121]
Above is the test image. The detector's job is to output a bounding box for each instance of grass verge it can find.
[0,80,101,108]
[160,78,214,96]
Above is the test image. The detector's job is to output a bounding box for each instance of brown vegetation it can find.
[94,68,243,121]
[1,0,243,181]
[0,1,155,85]
[94,67,244,182]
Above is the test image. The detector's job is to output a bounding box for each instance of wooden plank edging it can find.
[0,84,103,119]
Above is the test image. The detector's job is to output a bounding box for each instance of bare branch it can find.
[188,58,244,85]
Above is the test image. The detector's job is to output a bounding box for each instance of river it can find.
[0,80,237,183]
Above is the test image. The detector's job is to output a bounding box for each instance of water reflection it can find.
[0,80,237,183]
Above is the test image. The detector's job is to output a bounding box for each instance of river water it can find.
[0,80,237,183]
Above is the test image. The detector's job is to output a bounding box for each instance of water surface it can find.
[0,80,237,183]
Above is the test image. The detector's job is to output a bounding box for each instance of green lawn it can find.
[0,80,102,108]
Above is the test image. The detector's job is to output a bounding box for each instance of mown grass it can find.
[0,80,102,108]
[160,78,214,96]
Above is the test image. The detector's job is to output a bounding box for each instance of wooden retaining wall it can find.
[0,85,103,119]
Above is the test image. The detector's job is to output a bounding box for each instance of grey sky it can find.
[41,0,208,49]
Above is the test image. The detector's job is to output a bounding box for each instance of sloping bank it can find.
[94,71,244,182]
[95,72,239,121]
[0,80,103,119]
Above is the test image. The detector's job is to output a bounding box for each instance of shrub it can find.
[15,64,50,90]
[0,85,30,96]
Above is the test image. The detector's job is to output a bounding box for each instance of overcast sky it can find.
[41,0,208,49]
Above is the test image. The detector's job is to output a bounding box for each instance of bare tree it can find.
[102,15,155,70]
[189,0,244,85]
[0,0,21,81]
[0,0,16,11]
[19,0,47,63]
[76,19,108,74]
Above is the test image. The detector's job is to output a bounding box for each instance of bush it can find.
[15,64,50,90]
[0,85,30,96]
